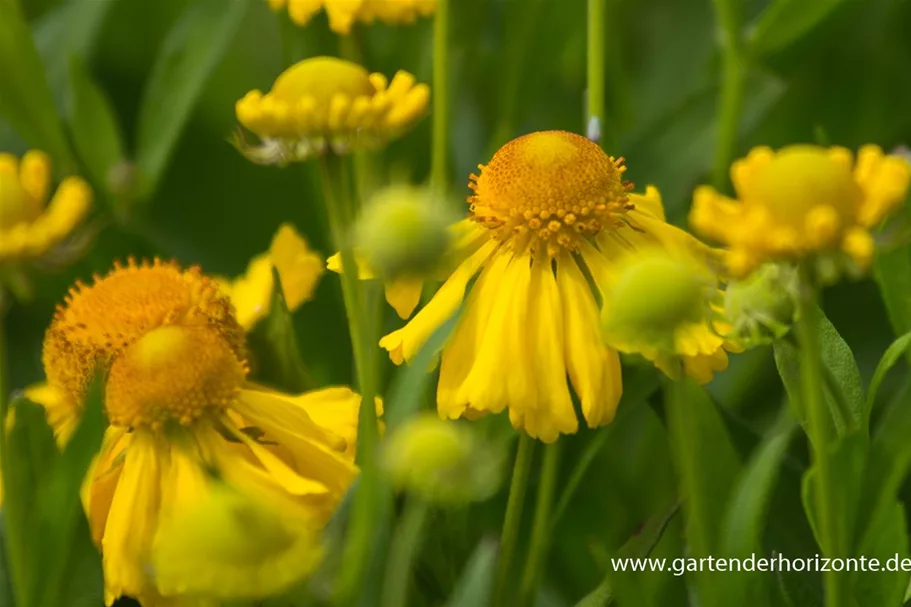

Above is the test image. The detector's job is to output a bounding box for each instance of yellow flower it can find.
[690,144,911,277]
[0,150,92,262]
[600,246,731,384]
[376,130,721,442]
[31,259,362,606]
[151,483,323,600]
[267,0,435,35]
[217,223,324,329]
[234,56,429,165]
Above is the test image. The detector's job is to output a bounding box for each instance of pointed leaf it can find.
[748,0,850,57]
[773,306,864,436]
[446,539,498,607]
[865,330,911,415]
[853,502,909,607]
[135,0,249,199]
[0,0,74,168]
[66,54,125,193]
[719,410,797,606]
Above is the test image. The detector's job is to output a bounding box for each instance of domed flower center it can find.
[469,131,632,255]
[271,56,375,109]
[0,153,44,230]
[43,260,246,405]
[105,325,246,429]
[747,146,862,226]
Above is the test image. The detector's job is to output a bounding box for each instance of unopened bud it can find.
[382,414,503,504]
[354,185,454,279]
[723,263,798,348]
[602,248,715,353]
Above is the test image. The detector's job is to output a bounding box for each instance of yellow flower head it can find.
[691,144,911,277]
[373,130,723,442]
[35,259,363,605]
[218,223,324,329]
[234,56,429,165]
[0,150,92,262]
[267,0,436,35]
[152,483,323,600]
[382,414,502,503]
[600,246,731,384]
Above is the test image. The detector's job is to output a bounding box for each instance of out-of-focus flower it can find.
[691,144,911,278]
[373,130,720,442]
[31,259,363,606]
[266,0,435,35]
[217,223,324,329]
[722,263,798,349]
[600,246,731,384]
[0,150,92,264]
[354,185,453,279]
[382,414,502,503]
[234,56,429,165]
[151,483,323,600]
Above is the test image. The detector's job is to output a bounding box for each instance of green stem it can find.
[551,428,608,527]
[711,0,745,189]
[431,0,449,193]
[318,153,380,605]
[519,441,561,606]
[381,499,431,607]
[493,435,535,606]
[795,267,845,607]
[587,0,606,144]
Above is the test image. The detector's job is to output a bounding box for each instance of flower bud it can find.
[382,414,503,504]
[355,185,454,279]
[723,263,798,348]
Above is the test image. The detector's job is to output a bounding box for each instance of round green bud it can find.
[355,185,454,279]
[723,262,798,347]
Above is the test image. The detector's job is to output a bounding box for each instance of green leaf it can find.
[666,379,741,607]
[66,54,125,194]
[134,0,249,200]
[246,266,316,393]
[874,219,911,345]
[747,0,850,57]
[866,330,911,417]
[32,0,118,108]
[800,432,867,556]
[853,502,909,607]
[773,306,864,437]
[446,539,498,607]
[719,410,797,606]
[0,0,74,169]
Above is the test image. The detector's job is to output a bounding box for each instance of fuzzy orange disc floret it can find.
[468,130,633,255]
[105,325,246,429]
[43,259,246,406]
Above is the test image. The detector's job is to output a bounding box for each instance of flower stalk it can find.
[795,265,846,607]
[381,498,431,607]
[494,434,536,606]
[587,0,606,145]
[431,0,450,193]
[519,440,561,606]
[711,0,745,189]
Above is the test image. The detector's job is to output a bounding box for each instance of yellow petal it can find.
[384,275,424,319]
[269,223,324,311]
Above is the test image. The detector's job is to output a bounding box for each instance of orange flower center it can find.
[43,260,247,416]
[468,130,632,255]
[105,325,245,429]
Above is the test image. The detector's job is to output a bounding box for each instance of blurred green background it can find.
[3,0,911,605]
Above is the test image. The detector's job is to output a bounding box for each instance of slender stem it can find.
[587,0,606,145]
[795,267,845,607]
[711,0,745,189]
[551,428,609,527]
[381,499,431,607]
[318,153,380,605]
[431,0,449,193]
[493,434,535,606]
[519,441,561,606]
